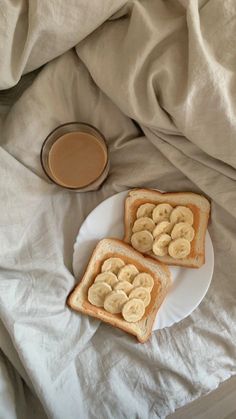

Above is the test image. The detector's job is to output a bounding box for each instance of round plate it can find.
[73,191,214,330]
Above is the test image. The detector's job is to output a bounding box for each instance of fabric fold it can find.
[0,0,236,418]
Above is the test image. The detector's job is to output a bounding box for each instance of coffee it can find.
[48,131,107,188]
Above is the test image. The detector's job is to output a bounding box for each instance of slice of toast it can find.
[67,238,171,343]
[124,189,210,268]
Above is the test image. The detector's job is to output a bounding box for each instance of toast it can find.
[124,189,210,269]
[67,238,171,343]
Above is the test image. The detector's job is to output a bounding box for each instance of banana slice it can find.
[114,281,134,295]
[117,264,139,282]
[152,234,172,256]
[122,298,145,322]
[153,221,173,238]
[94,272,118,288]
[129,287,151,307]
[132,273,154,291]
[168,238,191,259]
[152,203,173,223]
[104,290,128,314]
[136,203,156,218]
[131,230,154,253]
[101,257,125,275]
[132,217,155,233]
[171,222,195,242]
[88,282,112,307]
[170,206,194,225]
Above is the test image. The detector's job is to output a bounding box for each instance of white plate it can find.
[73,191,214,330]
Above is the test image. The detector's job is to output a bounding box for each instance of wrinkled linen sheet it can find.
[0,1,236,418]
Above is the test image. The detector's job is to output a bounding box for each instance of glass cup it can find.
[40,122,109,192]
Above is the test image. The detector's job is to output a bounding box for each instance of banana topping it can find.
[153,234,172,256]
[94,272,118,287]
[152,203,173,223]
[131,201,195,260]
[153,221,173,238]
[136,203,155,218]
[88,282,112,307]
[171,222,195,242]
[104,290,128,314]
[129,287,151,307]
[170,206,194,225]
[132,273,154,291]
[118,264,139,282]
[114,281,134,295]
[131,230,154,253]
[132,217,155,233]
[88,256,155,323]
[101,257,125,275]
[168,238,191,259]
[122,298,145,322]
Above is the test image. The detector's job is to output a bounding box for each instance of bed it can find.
[0,1,235,418]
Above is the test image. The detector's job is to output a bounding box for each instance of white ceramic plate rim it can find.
[72,190,214,330]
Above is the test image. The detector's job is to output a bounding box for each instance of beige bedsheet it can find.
[0,1,236,418]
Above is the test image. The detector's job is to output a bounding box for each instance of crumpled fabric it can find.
[0,1,236,418]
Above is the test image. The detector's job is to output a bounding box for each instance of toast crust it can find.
[68,238,171,343]
[124,189,210,269]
